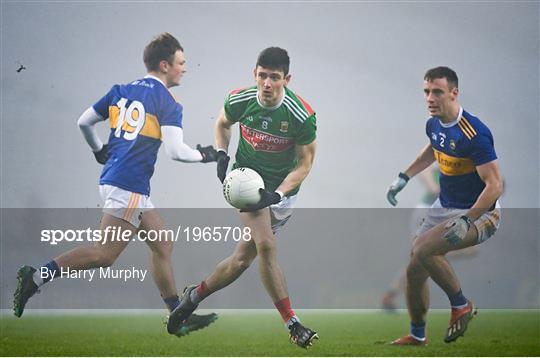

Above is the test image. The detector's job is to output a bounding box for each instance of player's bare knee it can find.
[411,240,431,261]
[255,237,276,257]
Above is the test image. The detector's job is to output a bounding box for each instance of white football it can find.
[223,168,264,209]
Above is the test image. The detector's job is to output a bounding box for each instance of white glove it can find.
[443,215,472,245]
[386,172,409,206]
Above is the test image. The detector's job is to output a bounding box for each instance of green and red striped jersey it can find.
[224,85,317,195]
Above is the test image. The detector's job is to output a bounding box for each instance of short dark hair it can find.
[143,33,183,72]
[424,66,459,89]
[256,47,290,75]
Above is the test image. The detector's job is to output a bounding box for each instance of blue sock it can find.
[410,321,426,340]
[163,295,180,312]
[448,289,467,307]
[41,260,60,284]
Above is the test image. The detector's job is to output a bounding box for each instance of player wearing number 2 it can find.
[386,66,503,345]
[168,47,319,349]
[13,33,218,336]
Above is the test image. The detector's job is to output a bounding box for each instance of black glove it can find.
[216,150,230,183]
[93,144,109,165]
[240,188,282,212]
[197,144,218,163]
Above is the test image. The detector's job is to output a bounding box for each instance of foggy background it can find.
[1,2,538,209]
[1,2,538,310]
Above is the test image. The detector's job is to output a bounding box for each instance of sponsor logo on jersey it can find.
[130,80,155,89]
[240,123,294,153]
[433,148,475,176]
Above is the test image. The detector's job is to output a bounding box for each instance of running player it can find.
[168,47,319,349]
[13,33,218,336]
[386,66,503,345]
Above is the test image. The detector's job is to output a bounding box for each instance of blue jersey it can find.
[426,108,497,209]
[92,76,183,195]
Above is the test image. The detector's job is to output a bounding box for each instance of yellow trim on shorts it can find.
[124,193,140,222]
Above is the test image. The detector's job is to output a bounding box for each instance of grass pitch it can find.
[1,310,538,356]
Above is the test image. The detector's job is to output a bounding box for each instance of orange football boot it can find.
[391,335,427,346]
[445,300,477,343]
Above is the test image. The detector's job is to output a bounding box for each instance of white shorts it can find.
[416,198,501,244]
[99,184,154,228]
[270,194,298,234]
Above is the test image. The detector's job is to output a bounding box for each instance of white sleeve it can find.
[161,125,203,162]
[77,107,105,152]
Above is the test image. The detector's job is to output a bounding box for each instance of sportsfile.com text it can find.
[40,226,252,245]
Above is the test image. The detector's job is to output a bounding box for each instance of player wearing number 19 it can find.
[13,33,218,336]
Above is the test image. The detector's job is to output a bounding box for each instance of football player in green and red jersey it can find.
[168,47,318,349]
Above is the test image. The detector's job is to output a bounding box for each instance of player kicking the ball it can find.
[13,33,218,336]
[387,67,503,345]
[168,47,319,349]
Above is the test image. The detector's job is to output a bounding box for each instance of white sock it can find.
[452,302,468,309]
[190,288,202,305]
[411,333,427,341]
[286,315,300,330]
[33,271,45,287]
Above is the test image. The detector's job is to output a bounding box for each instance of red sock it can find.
[196,281,209,300]
[274,297,295,323]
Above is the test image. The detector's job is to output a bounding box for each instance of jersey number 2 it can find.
[114,98,146,140]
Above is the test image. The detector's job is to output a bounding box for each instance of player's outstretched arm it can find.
[214,108,234,182]
[386,143,435,206]
[418,163,440,196]
[77,107,108,164]
[276,140,317,196]
[162,125,216,163]
[403,143,437,180]
[240,141,316,212]
[241,141,316,212]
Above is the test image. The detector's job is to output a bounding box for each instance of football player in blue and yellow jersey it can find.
[386,67,503,345]
[13,33,218,336]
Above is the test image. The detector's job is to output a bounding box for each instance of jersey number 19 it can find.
[114,97,146,141]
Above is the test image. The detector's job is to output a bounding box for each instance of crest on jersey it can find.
[280,121,289,133]
[449,139,456,150]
